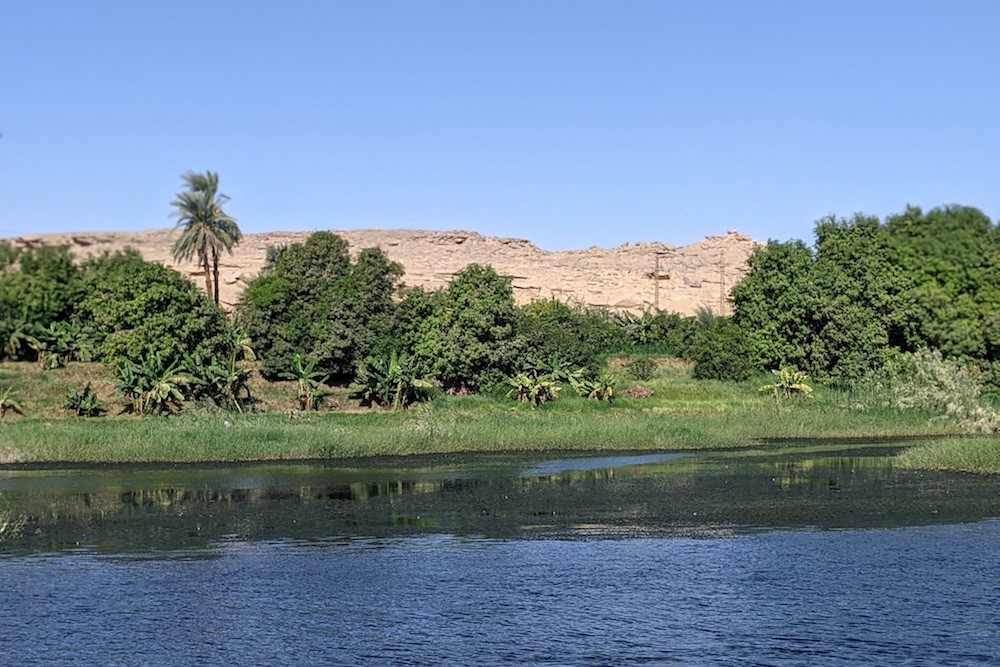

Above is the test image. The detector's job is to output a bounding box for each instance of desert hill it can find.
[5,228,759,316]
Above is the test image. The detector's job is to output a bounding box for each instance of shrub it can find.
[0,386,23,418]
[65,383,106,417]
[114,353,187,415]
[350,351,438,410]
[181,332,256,412]
[280,354,332,411]
[886,349,999,433]
[690,318,758,381]
[506,371,559,407]
[525,354,587,386]
[78,250,231,366]
[516,300,624,369]
[758,367,813,399]
[571,373,616,402]
[625,356,657,381]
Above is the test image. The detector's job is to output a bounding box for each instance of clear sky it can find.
[2,1,998,250]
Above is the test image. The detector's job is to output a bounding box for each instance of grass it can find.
[897,437,1000,474]
[0,359,963,466]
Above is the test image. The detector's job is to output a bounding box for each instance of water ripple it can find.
[2,522,999,665]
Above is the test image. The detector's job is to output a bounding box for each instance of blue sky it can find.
[2,1,998,250]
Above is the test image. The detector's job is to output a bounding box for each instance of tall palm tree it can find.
[170,171,242,304]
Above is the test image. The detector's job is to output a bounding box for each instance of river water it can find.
[2,444,999,665]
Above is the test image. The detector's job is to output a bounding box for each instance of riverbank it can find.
[897,437,1000,475]
[0,388,956,466]
[1,359,990,469]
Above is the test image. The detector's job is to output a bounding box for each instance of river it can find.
[1,443,998,665]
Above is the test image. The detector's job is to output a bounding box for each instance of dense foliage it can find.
[9,202,1000,419]
[409,264,524,392]
[515,299,624,370]
[237,232,402,381]
[77,250,232,366]
[728,205,1000,388]
[0,244,83,361]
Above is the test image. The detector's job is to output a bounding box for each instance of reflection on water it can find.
[522,452,687,476]
[4,446,1000,666]
[1,444,998,556]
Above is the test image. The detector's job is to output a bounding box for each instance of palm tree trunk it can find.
[202,251,213,302]
[212,247,220,305]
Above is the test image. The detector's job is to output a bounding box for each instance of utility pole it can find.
[650,252,670,311]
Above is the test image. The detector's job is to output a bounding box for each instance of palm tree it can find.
[170,171,242,304]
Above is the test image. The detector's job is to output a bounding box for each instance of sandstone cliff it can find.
[6,228,759,316]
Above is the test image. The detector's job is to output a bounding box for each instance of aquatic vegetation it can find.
[0,505,27,542]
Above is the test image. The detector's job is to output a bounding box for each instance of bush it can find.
[114,353,188,415]
[506,371,559,407]
[0,386,23,418]
[414,264,525,392]
[625,356,657,381]
[690,318,758,381]
[0,245,83,362]
[78,250,231,366]
[65,383,106,417]
[758,368,813,399]
[238,233,402,381]
[885,349,999,433]
[279,354,332,411]
[517,300,625,369]
[350,351,438,410]
[181,338,256,414]
[571,373,616,402]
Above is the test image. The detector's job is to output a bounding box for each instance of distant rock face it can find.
[4,228,760,316]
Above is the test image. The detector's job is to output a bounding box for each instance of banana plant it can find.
[350,351,437,410]
[571,373,616,403]
[65,382,106,417]
[280,354,331,411]
[0,386,23,418]
[506,371,560,407]
[115,353,187,414]
[759,367,813,399]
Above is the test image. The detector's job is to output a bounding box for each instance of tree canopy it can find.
[728,205,1000,386]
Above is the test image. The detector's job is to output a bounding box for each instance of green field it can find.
[2,360,984,468]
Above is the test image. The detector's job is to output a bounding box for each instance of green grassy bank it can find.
[0,382,957,467]
[4,359,995,470]
[896,437,1000,475]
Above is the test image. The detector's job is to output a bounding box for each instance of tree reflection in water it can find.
[1,446,998,556]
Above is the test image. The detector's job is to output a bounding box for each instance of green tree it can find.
[78,250,231,365]
[729,206,1000,385]
[413,264,525,392]
[731,214,911,384]
[690,317,757,381]
[170,171,242,304]
[237,232,403,380]
[515,299,625,370]
[0,245,82,361]
[884,205,1000,361]
[731,239,816,373]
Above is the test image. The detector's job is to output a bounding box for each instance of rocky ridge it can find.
[6,228,759,315]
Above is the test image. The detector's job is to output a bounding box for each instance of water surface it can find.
[2,444,998,665]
